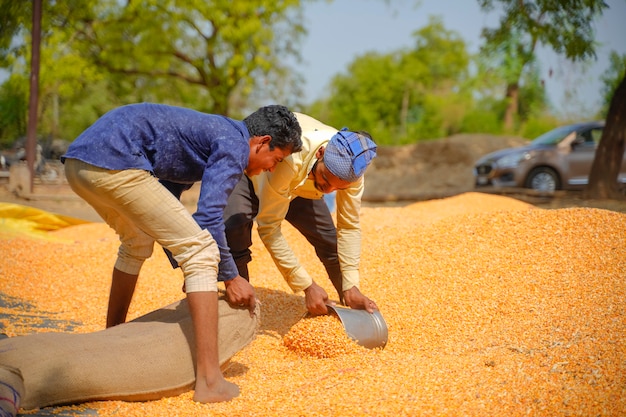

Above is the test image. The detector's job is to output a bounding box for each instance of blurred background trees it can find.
[0,0,622,150]
[477,0,606,132]
[0,0,306,148]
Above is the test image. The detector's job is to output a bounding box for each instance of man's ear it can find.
[316,146,325,159]
[251,135,271,153]
[259,135,272,145]
[251,135,271,145]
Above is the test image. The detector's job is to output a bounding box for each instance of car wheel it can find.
[525,167,560,191]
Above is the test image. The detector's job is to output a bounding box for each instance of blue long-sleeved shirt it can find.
[62,103,247,281]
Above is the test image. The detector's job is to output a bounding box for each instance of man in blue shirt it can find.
[62,103,302,404]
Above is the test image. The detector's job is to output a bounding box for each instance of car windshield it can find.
[531,125,578,146]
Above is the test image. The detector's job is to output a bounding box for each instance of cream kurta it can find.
[251,113,364,293]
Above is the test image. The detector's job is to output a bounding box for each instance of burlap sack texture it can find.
[0,365,24,417]
[0,296,259,411]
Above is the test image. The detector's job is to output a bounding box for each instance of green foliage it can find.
[478,0,606,61]
[470,57,548,132]
[0,0,30,68]
[0,74,28,148]
[599,51,626,117]
[405,16,470,88]
[519,114,560,140]
[477,0,607,130]
[0,0,308,144]
[309,16,471,145]
[403,98,445,142]
[517,61,548,120]
[69,0,306,115]
[0,1,613,148]
[322,52,406,140]
[459,109,502,135]
[305,5,563,145]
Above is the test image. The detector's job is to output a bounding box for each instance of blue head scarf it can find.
[323,129,377,182]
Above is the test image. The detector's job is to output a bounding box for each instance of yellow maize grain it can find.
[1,191,625,417]
[283,314,368,358]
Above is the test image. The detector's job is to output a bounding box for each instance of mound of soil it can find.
[363,134,528,201]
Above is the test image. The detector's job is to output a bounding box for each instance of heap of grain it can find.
[1,192,624,416]
[283,314,369,358]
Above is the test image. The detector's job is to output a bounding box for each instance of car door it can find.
[566,126,603,188]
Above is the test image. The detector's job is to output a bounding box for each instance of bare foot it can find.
[193,376,239,403]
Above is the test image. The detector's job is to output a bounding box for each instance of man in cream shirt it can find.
[223,113,378,316]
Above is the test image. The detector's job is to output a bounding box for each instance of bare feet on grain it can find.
[193,376,239,403]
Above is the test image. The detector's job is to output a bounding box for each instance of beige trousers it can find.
[64,158,219,292]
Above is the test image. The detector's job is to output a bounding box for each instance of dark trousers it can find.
[223,176,343,299]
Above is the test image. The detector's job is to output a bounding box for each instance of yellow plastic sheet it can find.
[0,203,89,241]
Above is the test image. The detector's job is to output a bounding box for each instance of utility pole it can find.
[25,0,42,193]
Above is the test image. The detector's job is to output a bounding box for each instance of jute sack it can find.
[0,365,24,417]
[0,296,259,411]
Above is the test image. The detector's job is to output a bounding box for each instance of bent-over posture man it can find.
[62,103,302,403]
[222,113,378,316]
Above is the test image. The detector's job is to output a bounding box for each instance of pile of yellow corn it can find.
[1,192,624,416]
[283,314,369,358]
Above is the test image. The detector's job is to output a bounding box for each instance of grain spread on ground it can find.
[283,314,369,358]
[1,192,624,416]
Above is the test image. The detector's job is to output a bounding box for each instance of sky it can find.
[296,0,626,119]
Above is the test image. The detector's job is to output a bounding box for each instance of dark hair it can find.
[243,105,303,153]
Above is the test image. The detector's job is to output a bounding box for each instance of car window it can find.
[591,128,603,145]
[531,125,578,146]
[575,127,603,148]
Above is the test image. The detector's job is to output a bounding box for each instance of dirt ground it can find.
[1,133,625,219]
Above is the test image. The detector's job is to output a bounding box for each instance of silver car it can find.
[473,121,626,192]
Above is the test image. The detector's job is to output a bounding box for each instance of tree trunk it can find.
[503,82,519,133]
[583,74,626,200]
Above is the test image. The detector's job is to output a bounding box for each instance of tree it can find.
[314,52,406,144]
[0,0,309,145]
[0,1,30,68]
[584,73,626,199]
[70,0,305,116]
[477,0,607,131]
[472,50,549,133]
[310,16,471,145]
[0,1,31,148]
[0,0,117,143]
[0,75,28,148]
[598,51,626,117]
[586,52,626,199]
